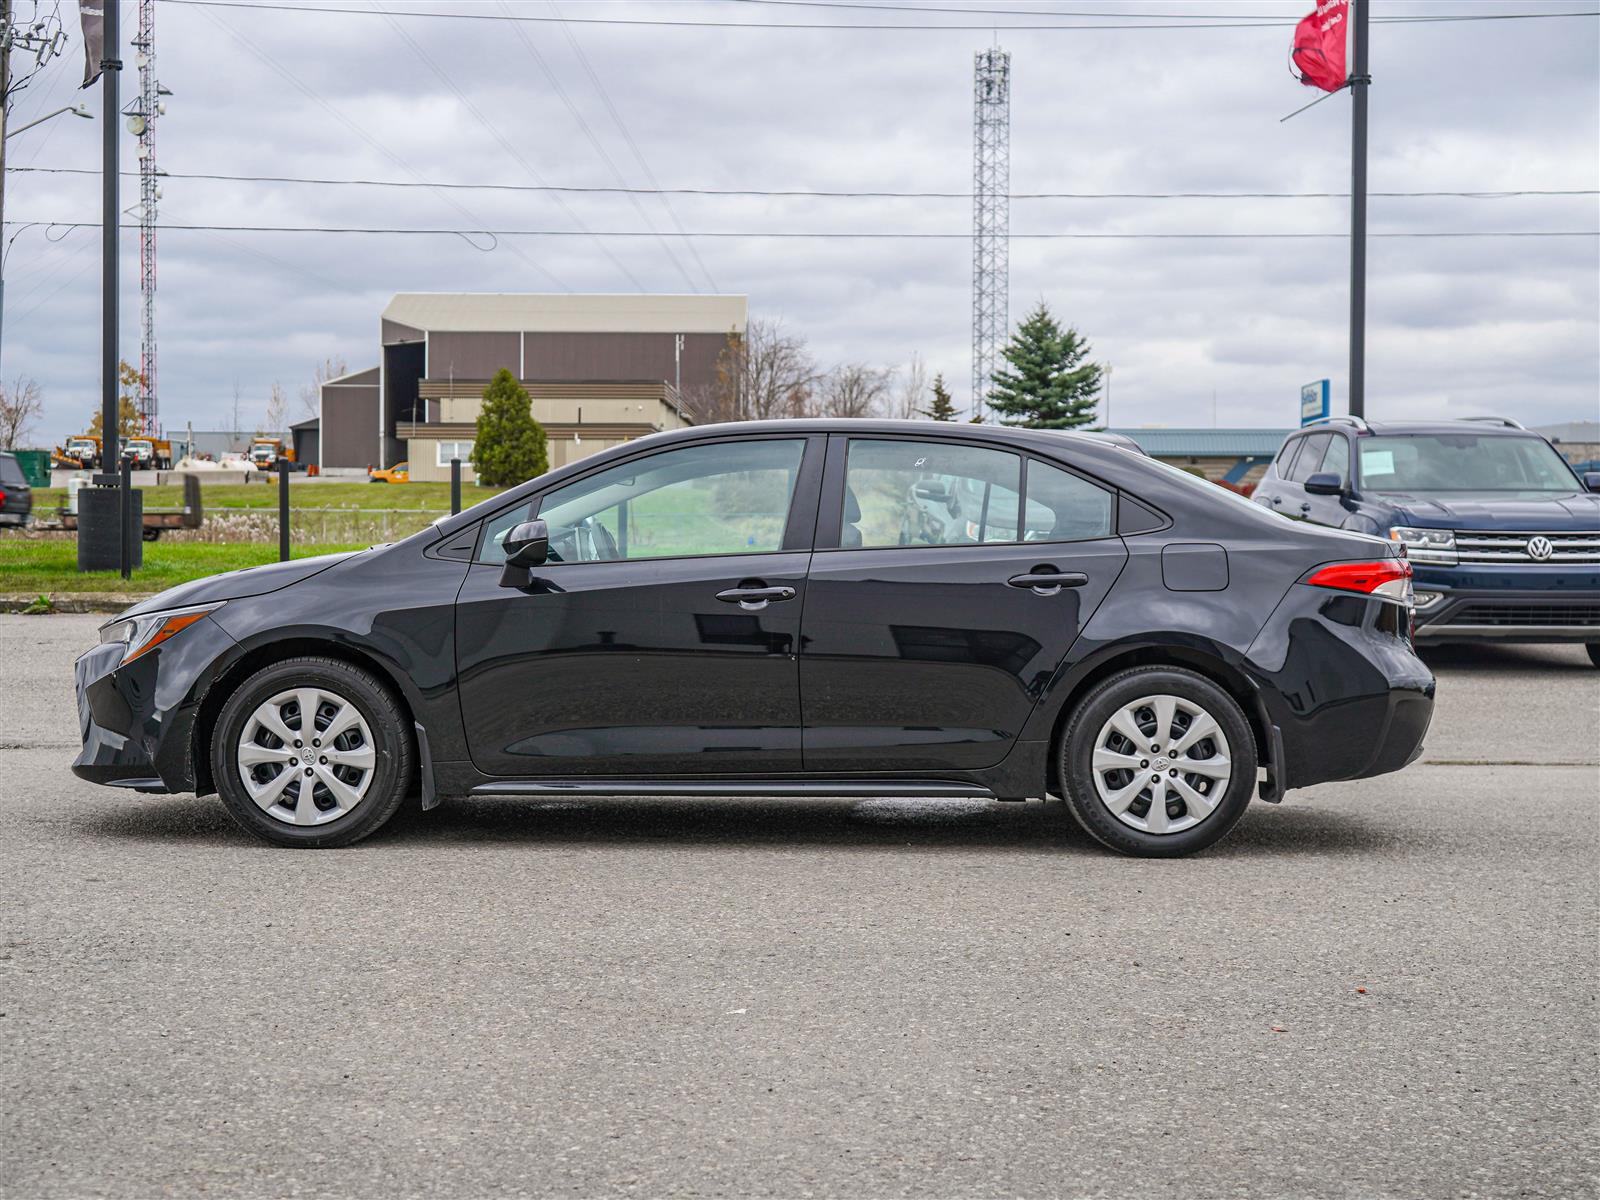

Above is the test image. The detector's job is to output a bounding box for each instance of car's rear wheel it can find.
[1057,666,1256,857]
[211,657,412,848]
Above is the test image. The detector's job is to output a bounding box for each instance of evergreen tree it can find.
[921,373,958,421]
[471,368,548,487]
[985,303,1102,429]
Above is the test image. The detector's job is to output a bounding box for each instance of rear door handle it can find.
[1006,571,1089,593]
[715,585,797,609]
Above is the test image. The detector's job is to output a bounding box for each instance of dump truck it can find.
[121,437,174,470]
[53,435,102,471]
[248,437,296,470]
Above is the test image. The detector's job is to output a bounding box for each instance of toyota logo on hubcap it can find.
[1526,536,1554,561]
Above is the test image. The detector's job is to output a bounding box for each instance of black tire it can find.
[211,656,413,848]
[1587,644,1600,669]
[1056,665,1257,858]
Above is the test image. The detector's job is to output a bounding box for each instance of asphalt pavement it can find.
[2,615,1596,1199]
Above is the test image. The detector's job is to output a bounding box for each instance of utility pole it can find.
[1,1,12,389]
[1348,0,1370,419]
[971,46,1010,422]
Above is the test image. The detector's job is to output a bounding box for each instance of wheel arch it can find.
[190,634,420,797]
[1041,639,1272,795]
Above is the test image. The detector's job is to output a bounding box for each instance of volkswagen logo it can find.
[1526,535,1555,562]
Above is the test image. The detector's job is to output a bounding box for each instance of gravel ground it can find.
[1,616,1596,1199]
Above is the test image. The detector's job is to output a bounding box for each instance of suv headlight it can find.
[99,601,224,664]
[1388,526,1457,565]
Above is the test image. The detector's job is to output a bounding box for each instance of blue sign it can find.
[1300,379,1330,426]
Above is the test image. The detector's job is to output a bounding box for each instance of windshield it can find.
[68,439,95,450]
[1358,434,1577,493]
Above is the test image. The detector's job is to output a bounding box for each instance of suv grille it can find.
[1446,603,1600,628]
[1453,530,1600,564]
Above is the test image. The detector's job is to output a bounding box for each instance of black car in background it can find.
[0,451,33,528]
[73,421,1434,857]
[1253,416,1600,663]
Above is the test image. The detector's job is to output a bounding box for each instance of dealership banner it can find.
[78,1,105,88]
[1292,0,1349,92]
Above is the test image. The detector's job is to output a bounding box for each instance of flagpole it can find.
[1348,0,1370,419]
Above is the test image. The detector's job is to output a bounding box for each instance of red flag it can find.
[1292,0,1349,92]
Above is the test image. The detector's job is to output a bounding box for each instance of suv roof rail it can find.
[1303,415,1369,432]
[1459,415,1526,430]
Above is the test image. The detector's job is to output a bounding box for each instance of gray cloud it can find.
[4,0,1595,442]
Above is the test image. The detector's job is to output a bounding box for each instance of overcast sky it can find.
[4,0,1597,443]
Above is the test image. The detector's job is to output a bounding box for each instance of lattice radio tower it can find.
[971,47,1010,421]
[130,0,162,434]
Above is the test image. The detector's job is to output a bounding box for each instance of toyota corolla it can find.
[72,420,1435,857]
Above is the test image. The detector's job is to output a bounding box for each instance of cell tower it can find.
[971,47,1010,421]
[130,0,161,435]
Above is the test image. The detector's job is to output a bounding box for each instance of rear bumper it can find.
[1246,585,1436,792]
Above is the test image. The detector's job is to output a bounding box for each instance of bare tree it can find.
[299,354,348,421]
[262,382,287,437]
[892,353,927,420]
[0,375,43,447]
[691,317,820,423]
[813,362,893,419]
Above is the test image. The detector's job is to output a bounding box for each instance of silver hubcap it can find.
[1090,693,1232,835]
[236,687,376,826]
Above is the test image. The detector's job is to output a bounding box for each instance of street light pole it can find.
[1348,0,1371,419]
[97,0,120,479]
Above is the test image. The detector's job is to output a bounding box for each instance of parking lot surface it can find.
[2,615,1596,1198]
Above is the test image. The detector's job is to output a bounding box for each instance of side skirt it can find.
[468,779,997,800]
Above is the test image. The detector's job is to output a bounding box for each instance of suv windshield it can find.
[1358,434,1577,493]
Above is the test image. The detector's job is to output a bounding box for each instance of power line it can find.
[13,165,1594,201]
[10,220,1595,239]
[367,5,647,290]
[546,0,721,292]
[728,0,1596,22]
[160,0,1600,31]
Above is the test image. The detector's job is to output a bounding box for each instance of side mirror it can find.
[498,519,548,588]
[1304,472,1344,496]
[912,481,950,502]
[503,520,549,567]
[1584,471,1600,494]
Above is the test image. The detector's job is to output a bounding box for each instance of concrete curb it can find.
[0,593,147,614]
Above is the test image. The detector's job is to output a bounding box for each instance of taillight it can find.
[1305,558,1412,601]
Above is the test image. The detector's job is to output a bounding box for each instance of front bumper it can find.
[71,614,238,792]
[1412,566,1600,644]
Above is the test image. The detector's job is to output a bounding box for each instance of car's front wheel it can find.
[211,656,413,848]
[1586,643,1600,669]
[1057,666,1257,857]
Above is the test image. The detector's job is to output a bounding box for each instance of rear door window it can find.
[844,439,1022,548]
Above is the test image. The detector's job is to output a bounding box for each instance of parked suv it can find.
[0,450,33,528]
[1254,416,1600,663]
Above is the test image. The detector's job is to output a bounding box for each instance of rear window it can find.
[0,455,25,487]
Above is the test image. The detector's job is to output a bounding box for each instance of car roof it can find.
[1315,419,1550,439]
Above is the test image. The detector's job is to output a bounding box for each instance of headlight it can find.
[99,602,224,664]
[1388,526,1457,565]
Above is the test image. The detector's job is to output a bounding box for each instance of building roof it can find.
[290,416,320,431]
[1104,427,1290,456]
[381,293,748,336]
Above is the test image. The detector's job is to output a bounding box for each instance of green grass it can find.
[33,480,507,513]
[0,539,367,595]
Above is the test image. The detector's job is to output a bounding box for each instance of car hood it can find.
[1373,490,1600,531]
[113,550,365,621]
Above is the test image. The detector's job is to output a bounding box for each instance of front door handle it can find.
[715,585,797,610]
[1006,570,1089,594]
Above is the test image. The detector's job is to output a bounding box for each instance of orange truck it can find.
[121,437,173,469]
[248,437,297,470]
[53,435,103,471]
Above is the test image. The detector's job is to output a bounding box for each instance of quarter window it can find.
[1286,433,1333,483]
[518,438,806,564]
[1022,461,1114,542]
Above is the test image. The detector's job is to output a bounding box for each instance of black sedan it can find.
[72,421,1435,857]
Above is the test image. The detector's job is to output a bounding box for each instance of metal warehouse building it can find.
[318,292,747,480]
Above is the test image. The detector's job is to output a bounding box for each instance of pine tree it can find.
[471,368,548,487]
[921,373,958,421]
[985,303,1102,429]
